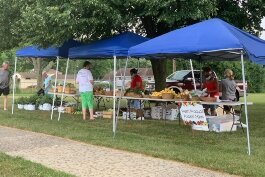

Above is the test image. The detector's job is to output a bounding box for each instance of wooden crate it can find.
[64,107,74,114]
[103,111,113,119]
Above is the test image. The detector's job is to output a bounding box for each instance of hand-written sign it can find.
[180,103,209,131]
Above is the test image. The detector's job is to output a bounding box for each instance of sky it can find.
[261,18,265,40]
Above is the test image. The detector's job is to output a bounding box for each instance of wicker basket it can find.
[162,93,174,99]
[181,95,191,101]
[151,95,162,99]
[115,91,124,97]
[105,91,113,96]
[143,95,150,98]
[49,88,56,93]
[64,107,74,114]
[57,86,63,93]
[132,94,143,98]
[125,92,134,97]
[65,87,76,94]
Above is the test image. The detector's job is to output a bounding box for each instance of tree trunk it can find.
[32,58,42,90]
[141,17,170,91]
[151,59,167,91]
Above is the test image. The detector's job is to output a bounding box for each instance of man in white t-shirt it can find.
[76,61,94,120]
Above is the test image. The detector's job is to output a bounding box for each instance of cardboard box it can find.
[151,106,165,119]
[207,115,237,132]
[165,109,179,120]
[143,108,151,118]
[122,112,136,120]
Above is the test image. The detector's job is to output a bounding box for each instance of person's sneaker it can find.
[241,123,247,128]
[237,123,247,128]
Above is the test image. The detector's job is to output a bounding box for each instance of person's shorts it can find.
[80,91,93,109]
[0,87,9,96]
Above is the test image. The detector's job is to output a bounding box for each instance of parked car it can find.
[146,70,246,101]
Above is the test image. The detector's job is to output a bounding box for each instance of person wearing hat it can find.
[0,61,10,111]
[220,69,237,113]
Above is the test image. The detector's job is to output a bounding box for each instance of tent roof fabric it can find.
[128,18,265,64]
[16,39,84,58]
[102,68,153,80]
[69,32,148,59]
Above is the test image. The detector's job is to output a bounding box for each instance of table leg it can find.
[230,105,244,133]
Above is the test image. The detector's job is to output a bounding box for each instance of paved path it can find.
[0,126,238,177]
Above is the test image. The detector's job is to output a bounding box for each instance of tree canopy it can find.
[0,0,265,91]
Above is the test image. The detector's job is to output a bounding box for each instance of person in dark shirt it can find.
[0,61,10,111]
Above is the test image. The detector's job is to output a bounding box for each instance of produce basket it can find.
[105,91,113,96]
[64,87,73,94]
[162,93,174,99]
[57,86,63,93]
[64,107,74,114]
[143,95,150,98]
[49,88,56,93]
[115,91,124,97]
[151,95,162,99]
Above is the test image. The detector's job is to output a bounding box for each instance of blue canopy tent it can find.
[69,32,148,58]
[13,39,84,118]
[16,39,83,58]
[129,18,265,155]
[68,32,148,134]
[128,18,265,64]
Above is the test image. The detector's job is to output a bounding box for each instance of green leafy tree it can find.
[1,0,265,91]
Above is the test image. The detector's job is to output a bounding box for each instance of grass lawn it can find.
[0,93,264,176]
[0,152,74,177]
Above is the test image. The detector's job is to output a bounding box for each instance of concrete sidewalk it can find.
[0,126,238,177]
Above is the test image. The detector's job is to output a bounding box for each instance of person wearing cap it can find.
[76,61,94,120]
[201,66,219,116]
[220,69,237,113]
[0,61,10,111]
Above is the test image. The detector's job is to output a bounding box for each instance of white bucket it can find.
[43,103,52,111]
[17,104,23,109]
[58,106,64,113]
[23,104,28,110]
[27,104,36,111]
[38,104,43,110]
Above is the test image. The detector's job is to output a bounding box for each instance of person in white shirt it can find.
[76,61,94,120]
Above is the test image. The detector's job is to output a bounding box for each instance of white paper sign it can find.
[180,103,209,131]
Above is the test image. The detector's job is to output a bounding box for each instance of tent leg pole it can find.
[240,51,251,155]
[51,57,59,120]
[12,57,18,115]
[113,55,117,137]
[199,57,203,90]
[189,59,196,90]
[58,57,69,121]
[116,56,129,129]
